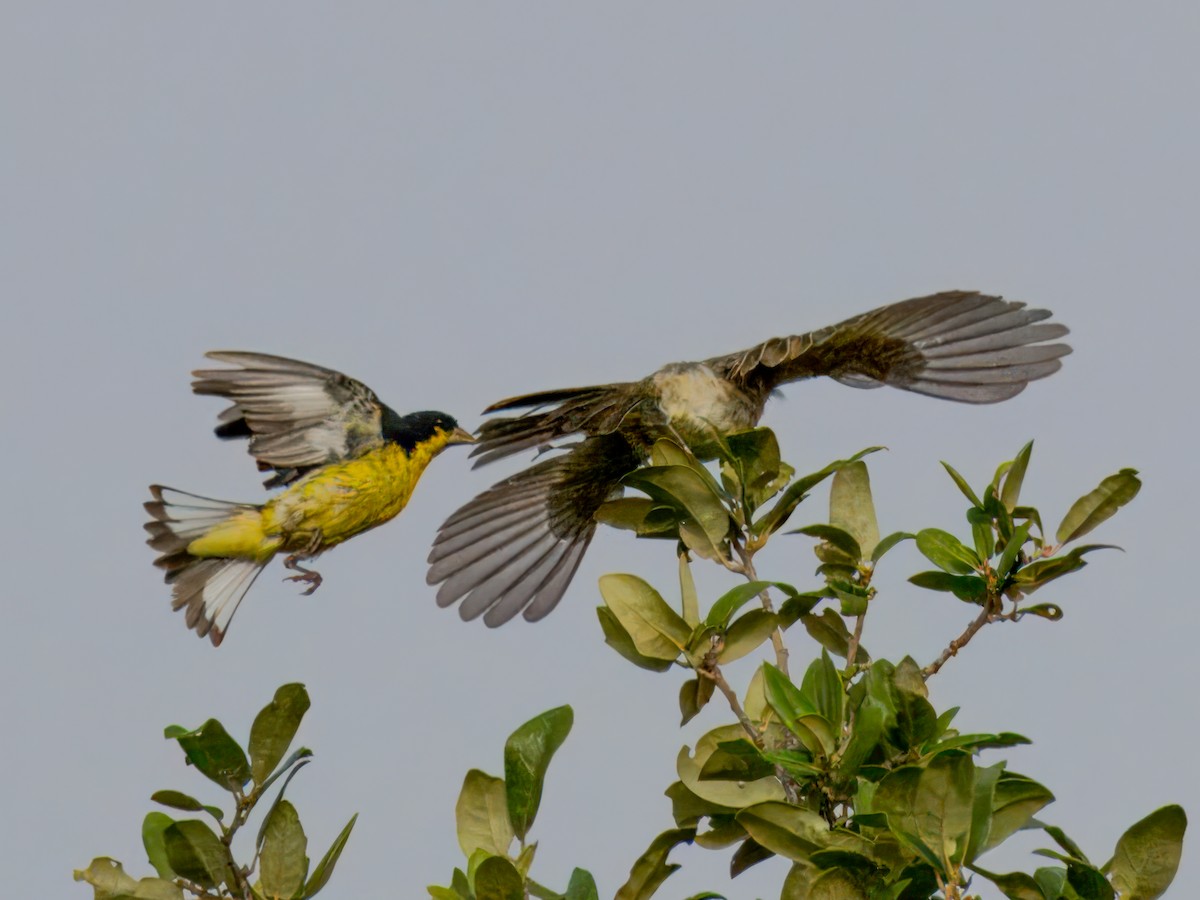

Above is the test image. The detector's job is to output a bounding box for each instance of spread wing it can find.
[469,382,645,467]
[193,351,388,487]
[709,291,1072,403]
[428,432,640,626]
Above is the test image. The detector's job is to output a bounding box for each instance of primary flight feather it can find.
[428,291,1071,626]
[146,352,474,646]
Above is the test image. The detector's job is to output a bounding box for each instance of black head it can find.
[381,408,474,453]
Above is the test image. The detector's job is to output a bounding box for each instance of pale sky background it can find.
[3,5,1197,899]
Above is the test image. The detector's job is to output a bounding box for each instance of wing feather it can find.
[193,351,389,486]
[708,292,1071,404]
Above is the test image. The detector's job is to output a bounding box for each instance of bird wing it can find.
[193,352,389,487]
[708,291,1071,403]
[470,382,645,467]
[428,432,640,625]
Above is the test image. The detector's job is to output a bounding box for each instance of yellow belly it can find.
[261,444,428,553]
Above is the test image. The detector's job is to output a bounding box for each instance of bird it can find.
[145,351,475,646]
[428,291,1070,627]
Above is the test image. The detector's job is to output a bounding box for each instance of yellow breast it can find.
[261,441,440,552]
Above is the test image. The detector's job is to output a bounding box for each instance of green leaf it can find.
[677,726,786,809]
[565,868,601,900]
[474,856,524,900]
[1066,860,1116,899]
[996,522,1032,581]
[255,747,314,801]
[941,460,983,508]
[1056,469,1141,544]
[969,865,1047,900]
[504,705,573,841]
[1108,805,1187,900]
[679,676,716,726]
[678,552,700,626]
[162,819,234,891]
[762,663,836,756]
[718,609,780,664]
[249,683,311,787]
[808,867,869,900]
[595,606,675,672]
[149,791,203,814]
[259,799,308,899]
[964,763,1001,865]
[837,703,884,780]
[931,732,1032,754]
[830,579,869,617]
[304,813,357,897]
[736,802,835,861]
[73,858,184,900]
[864,658,937,752]
[456,769,514,858]
[599,573,690,658]
[698,740,775,782]
[872,531,914,563]
[875,755,975,878]
[791,524,862,563]
[915,529,982,575]
[167,719,251,792]
[731,837,775,875]
[801,609,854,659]
[1000,441,1034,512]
[981,773,1054,855]
[1044,823,1090,863]
[720,427,794,512]
[665,780,736,828]
[141,812,176,881]
[778,590,831,630]
[968,506,996,563]
[1009,544,1118,594]
[705,580,797,629]
[753,447,884,537]
[1035,866,1067,898]
[614,828,696,900]
[829,461,880,559]
[596,497,680,537]
[623,465,733,548]
[909,571,987,604]
[801,651,843,727]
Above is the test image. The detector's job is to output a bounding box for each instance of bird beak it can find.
[446,426,478,446]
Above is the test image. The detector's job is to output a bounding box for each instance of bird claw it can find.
[284,570,323,595]
[282,554,322,595]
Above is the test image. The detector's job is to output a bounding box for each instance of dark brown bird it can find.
[428,291,1070,626]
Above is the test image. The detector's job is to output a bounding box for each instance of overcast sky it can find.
[3,4,1197,898]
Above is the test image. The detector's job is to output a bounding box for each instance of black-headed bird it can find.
[428,291,1070,626]
[146,352,475,646]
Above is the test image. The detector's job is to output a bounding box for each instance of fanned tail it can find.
[144,486,268,646]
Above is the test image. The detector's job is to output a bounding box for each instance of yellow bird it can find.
[146,352,475,646]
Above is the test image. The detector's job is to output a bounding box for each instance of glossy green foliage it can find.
[77,684,355,900]
[428,707,599,900]
[581,432,1176,899]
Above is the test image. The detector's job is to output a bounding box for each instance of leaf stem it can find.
[730,540,790,678]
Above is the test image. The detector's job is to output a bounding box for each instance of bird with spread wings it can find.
[428,291,1070,626]
[146,352,474,645]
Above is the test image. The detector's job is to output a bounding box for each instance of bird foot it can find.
[283,555,323,595]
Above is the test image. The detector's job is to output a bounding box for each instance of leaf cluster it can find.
[429,706,602,900]
[75,684,355,900]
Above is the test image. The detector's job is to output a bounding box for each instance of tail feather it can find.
[145,485,268,646]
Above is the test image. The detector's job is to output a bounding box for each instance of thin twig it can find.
[846,613,866,669]
[923,603,995,678]
[698,657,760,747]
[731,541,790,677]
